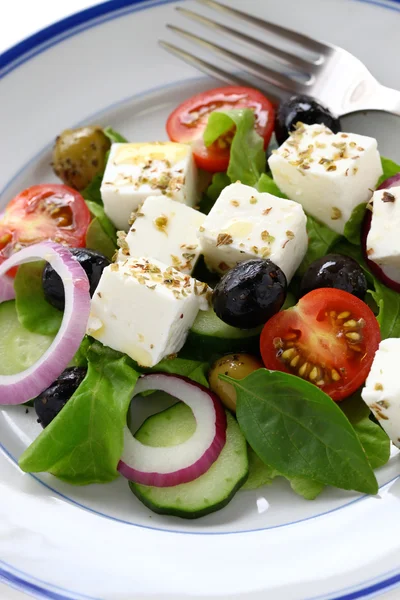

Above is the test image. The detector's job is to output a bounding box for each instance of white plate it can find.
[1,1,400,598]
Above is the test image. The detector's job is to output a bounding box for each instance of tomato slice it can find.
[0,184,91,275]
[166,86,275,173]
[260,288,381,401]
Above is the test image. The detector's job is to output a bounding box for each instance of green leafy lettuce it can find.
[379,156,400,186]
[228,369,378,495]
[14,262,62,336]
[343,203,367,246]
[146,356,210,388]
[103,127,128,145]
[85,217,116,260]
[203,108,266,187]
[19,342,139,484]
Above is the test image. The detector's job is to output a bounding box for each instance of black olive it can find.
[300,254,367,300]
[212,259,287,329]
[34,367,87,428]
[275,94,341,146]
[43,248,111,311]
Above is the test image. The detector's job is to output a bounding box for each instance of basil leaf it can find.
[297,215,341,276]
[82,173,103,205]
[341,392,390,469]
[14,261,62,336]
[19,342,139,484]
[370,279,400,339]
[103,127,128,144]
[379,156,400,186]
[256,173,287,198]
[229,369,378,494]
[343,203,367,246]
[85,218,116,260]
[203,109,266,186]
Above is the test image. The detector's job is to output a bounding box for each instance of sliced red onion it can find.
[0,274,15,302]
[118,373,227,487]
[0,242,90,405]
[362,175,400,291]
[377,173,400,190]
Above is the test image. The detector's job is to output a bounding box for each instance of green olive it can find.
[52,126,111,191]
[208,353,263,412]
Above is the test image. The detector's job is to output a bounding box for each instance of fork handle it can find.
[350,83,400,117]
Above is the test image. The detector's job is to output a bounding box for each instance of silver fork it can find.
[160,0,400,117]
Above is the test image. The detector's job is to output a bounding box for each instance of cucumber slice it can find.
[0,301,54,376]
[182,308,262,360]
[129,403,249,519]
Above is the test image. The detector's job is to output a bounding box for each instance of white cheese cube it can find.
[118,196,205,274]
[101,142,198,231]
[362,338,400,448]
[197,182,308,281]
[87,257,210,367]
[87,258,210,367]
[366,186,400,278]
[268,123,383,234]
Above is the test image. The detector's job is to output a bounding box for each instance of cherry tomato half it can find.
[260,288,381,401]
[0,184,91,275]
[166,86,275,173]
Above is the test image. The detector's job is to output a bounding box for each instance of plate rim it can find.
[1,0,400,598]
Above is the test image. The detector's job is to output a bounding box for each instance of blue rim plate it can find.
[1,1,400,599]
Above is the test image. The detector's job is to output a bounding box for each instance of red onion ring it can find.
[118,373,227,487]
[0,242,90,405]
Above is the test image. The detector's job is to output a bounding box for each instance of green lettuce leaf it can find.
[204,108,266,187]
[85,218,116,260]
[297,215,341,276]
[370,279,400,339]
[14,261,62,336]
[19,342,139,484]
[85,200,117,243]
[229,369,378,494]
[243,447,324,500]
[200,172,231,215]
[103,127,128,144]
[82,173,103,205]
[147,357,210,388]
[341,392,390,469]
[379,156,400,186]
[256,173,287,197]
[343,203,367,246]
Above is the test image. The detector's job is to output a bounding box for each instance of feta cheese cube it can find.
[101,142,198,231]
[87,257,209,367]
[362,338,400,448]
[366,186,400,278]
[268,123,383,234]
[197,182,308,281]
[118,196,205,274]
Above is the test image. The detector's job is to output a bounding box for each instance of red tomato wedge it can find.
[166,86,275,173]
[260,288,381,401]
[0,184,91,276]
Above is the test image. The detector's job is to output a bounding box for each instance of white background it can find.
[0,1,399,599]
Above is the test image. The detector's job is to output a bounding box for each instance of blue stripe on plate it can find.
[1,0,400,598]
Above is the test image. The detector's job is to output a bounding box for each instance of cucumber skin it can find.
[129,470,248,520]
[181,331,260,361]
[129,405,249,519]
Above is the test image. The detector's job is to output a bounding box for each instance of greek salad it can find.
[1,86,400,519]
